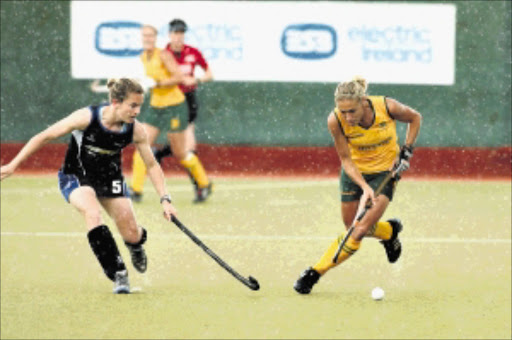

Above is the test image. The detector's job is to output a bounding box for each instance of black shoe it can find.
[125,243,147,273]
[293,267,321,294]
[125,228,147,273]
[128,187,143,203]
[380,218,403,263]
[193,182,213,203]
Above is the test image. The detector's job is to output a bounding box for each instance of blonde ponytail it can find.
[334,76,368,102]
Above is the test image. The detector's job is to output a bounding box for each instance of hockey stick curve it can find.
[170,215,260,291]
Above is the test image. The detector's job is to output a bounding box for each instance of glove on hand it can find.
[394,145,414,176]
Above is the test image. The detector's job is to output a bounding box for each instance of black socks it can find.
[87,225,126,281]
[124,227,147,247]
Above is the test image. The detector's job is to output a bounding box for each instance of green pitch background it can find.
[1,176,511,339]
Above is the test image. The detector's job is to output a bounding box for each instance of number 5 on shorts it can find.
[112,180,122,194]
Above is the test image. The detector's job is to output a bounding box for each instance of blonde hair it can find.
[141,24,158,35]
[107,78,144,103]
[334,76,368,102]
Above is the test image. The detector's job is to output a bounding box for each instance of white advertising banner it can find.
[71,1,456,85]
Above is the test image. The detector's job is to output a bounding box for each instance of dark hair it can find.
[107,78,144,103]
[169,19,187,32]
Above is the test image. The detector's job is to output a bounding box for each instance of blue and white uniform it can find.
[58,104,134,202]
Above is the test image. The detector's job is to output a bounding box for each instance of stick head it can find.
[248,276,260,291]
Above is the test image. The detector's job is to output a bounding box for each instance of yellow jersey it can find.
[140,48,185,107]
[334,96,399,174]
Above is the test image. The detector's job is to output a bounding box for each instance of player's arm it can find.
[0,108,91,180]
[327,112,376,204]
[132,121,177,219]
[197,66,213,84]
[386,97,422,175]
[197,50,213,83]
[386,97,422,148]
[156,50,184,87]
[184,51,214,86]
[184,66,214,87]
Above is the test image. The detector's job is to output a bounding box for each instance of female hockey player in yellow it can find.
[130,25,212,203]
[294,76,422,294]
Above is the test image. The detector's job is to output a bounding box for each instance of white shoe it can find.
[113,270,130,294]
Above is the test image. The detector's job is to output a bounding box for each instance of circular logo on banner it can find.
[281,24,337,60]
[95,21,143,57]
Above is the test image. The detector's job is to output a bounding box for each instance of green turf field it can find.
[1,176,511,339]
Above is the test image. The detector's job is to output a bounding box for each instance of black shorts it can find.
[340,170,397,202]
[58,170,129,202]
[185,91,199,123]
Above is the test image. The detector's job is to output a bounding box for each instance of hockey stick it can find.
[332,170,395,263]
[170,215,260,291]
[90,79,109,93]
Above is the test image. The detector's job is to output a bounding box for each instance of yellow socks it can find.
[312,234,361,275]
[131,150,147,193]
[366,221,392,240]
[132,150,209,193]
[310,221,392,276]
[179,152,209,188]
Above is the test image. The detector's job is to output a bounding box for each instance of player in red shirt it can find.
[153,19,213,192]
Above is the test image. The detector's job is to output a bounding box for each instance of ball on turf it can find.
[371,287,385,300]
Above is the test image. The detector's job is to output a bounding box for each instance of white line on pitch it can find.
[0,231,510,244]
[0,180,337,194]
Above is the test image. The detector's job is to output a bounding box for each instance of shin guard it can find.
[87,225,127,281]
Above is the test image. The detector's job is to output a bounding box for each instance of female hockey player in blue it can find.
[1,78,177,294]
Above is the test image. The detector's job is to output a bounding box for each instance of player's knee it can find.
[84,209,103,227]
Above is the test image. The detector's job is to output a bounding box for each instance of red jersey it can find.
[165,43,209,93]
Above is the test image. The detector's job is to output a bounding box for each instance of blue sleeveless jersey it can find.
[61,103,134,180]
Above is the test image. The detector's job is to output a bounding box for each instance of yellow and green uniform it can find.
[334,96,399,174]
[137,48,188,132]
[141,48,185,108]
[131,48,210,194]
[335,96,399,202]
[312,96,398,275]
